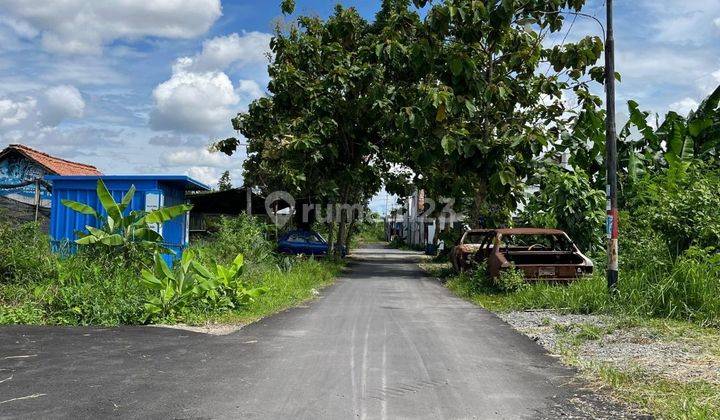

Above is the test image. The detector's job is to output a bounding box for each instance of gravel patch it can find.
[498,310,720,385]
[151,323,245,336]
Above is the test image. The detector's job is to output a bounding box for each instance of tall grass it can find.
[0,217,343,326]
[449,246,720,327]
[0,221,58,284]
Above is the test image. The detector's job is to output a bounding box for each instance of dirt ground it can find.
[497,310,720,386]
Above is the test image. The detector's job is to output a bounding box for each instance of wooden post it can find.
[246,185,252,216]
[34,179,41,222]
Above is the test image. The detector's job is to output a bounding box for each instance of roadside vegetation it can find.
[353,219,386,245]
[418,85,720,416]
[0,182,342,327]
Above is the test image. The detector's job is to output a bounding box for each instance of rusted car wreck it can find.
[449,229,492,272]
[451,228,593,282]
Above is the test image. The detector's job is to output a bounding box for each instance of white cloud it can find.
[161,147,243,186]
[1,125,123,165]
[148,133,206,147]
[186,166,221,186]
[39,59,127,86]
[150,71,239,134]
[0,15,38,38]
[177,32,272,73]
[668,97,699,117]
[40,85,84,126]
[161,147,234,168]
[0,84,85,131]
[0,0,222,54]
[696,69,720,95]
[150,32,270,134]
[0,96,36,128]
[236,80,264,102]
[643,0,720,45]
[184,166,243,188]
[617,49,707,85]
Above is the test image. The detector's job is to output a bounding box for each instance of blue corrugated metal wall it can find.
[48,176,196,263]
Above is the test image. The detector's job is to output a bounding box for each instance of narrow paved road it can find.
[1,246,624,419]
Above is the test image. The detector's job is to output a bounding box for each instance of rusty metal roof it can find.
[0,144,102,176]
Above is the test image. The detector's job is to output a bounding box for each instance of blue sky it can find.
[0,0,719,212]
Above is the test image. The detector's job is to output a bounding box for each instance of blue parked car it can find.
[277,230,346,257]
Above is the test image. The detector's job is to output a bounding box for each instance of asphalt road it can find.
[1,245,627,419]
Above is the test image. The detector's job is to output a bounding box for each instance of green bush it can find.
[236,257,340,318]
[519,166,605,253]
[617,247,720,325]
[0,216,342,327]
[354,221,386,243]
[495,264,526,292]
[39,254,146,325]
[457,245,720,327]
[191,215,275,267]
[140,251,266,322]
[0,222,58,283]
[631,166,720,257]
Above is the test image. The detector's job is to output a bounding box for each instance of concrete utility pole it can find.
[605,0,619,291]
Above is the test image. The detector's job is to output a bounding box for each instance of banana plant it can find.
[141,251,197,318]
[61,179,192,253]
[139,249,266,320]
[192,253,267,307]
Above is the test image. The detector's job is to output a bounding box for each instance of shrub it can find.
[191,215,275,267]
[519,166,605,253]
[0,221,58,284]
[631,166,720,257]
[617,247,720,326]
[140,250,266,322]
[354,220,386,243]
[495,264,526,292]
[455,245,720,327]
[0,212,341,327]
[38,254,146,325]
[236,257,340,318]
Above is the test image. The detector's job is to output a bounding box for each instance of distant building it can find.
[0,144,101,227]
[186,187,291,235]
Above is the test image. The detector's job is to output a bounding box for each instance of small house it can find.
[47,175,209,262]
[0,144,101,228]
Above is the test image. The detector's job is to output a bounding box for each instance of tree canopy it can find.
[214,0,610,247]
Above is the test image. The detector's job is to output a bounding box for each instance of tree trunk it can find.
[346,218,357,251]
[327,218,336,254]
[472,179,488,228]
[337,218,347,257]
[334,186,352,257]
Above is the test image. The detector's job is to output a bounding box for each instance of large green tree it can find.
[216,0,609,245]
[214,5,390,251]
[369,0,606,225]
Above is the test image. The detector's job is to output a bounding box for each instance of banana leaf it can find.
[61,200,98,218]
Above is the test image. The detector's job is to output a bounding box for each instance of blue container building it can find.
[46,175,209,262]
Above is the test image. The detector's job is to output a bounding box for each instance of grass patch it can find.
[592,365,720,419]
[561,349,720,419]
[353,221,386,245]
[439,259,720,328]
[429,258,720,419]
[0,218,343,327]
[541,316,720,418]
[184,258,343,325]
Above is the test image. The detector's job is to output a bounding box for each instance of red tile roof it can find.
[0,144,102,176]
